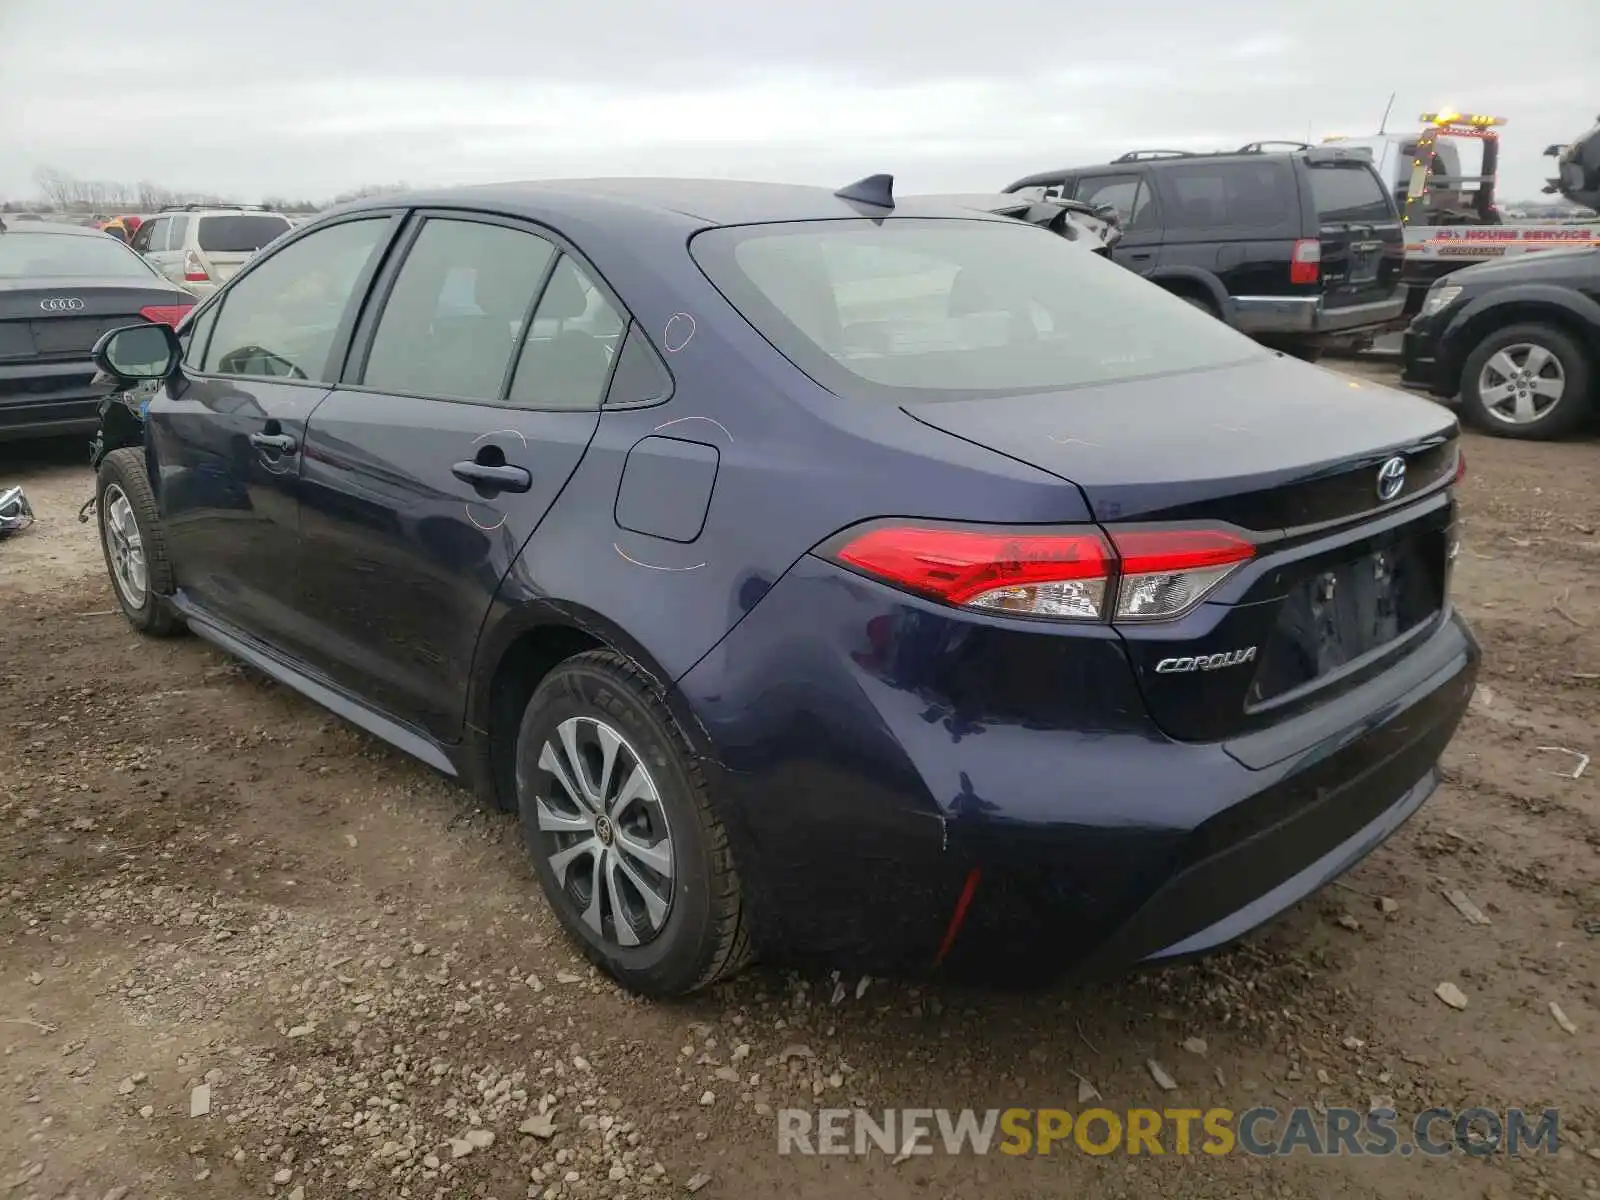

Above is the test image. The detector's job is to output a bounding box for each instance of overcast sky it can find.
[1,0,1594,204]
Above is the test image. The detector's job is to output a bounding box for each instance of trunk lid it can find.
[0,278,193,361]
[903,355,1460,743]
[902,355,1455,529]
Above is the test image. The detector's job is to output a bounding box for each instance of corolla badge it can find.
[1155,647,1258,674]
[1376,455,1407,502]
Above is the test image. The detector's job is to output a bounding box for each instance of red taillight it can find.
[826,523,1254,623]
[833,525,1114,619]
[1290,238,1321,285]
[139,304,193,327]
[183,249,209,282]
[1454,448,1467,483]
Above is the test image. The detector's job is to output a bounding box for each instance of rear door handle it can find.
[249,432,297,454]
[452,461,532,493]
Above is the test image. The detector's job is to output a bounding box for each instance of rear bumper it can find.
[677,554,1478,980]
[1233,292,1408,339]
[0,359,110,441]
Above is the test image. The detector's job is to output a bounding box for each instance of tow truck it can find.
[1326,112,1600,309]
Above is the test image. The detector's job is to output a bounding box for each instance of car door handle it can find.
[248,432,297,454]
[452,461,532,493]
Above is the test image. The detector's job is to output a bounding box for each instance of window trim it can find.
[179,209,406,390]
[338,206,660,413]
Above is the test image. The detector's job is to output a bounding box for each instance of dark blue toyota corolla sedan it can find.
[87,176,1478,996]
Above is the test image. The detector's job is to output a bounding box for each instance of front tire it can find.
[1459,322,1594,440]
[515,650,750,997]
[96,447,183,636]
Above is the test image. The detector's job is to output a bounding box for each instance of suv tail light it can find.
[183,249,210,282]
[824,523,1254,623]
[1289,238,1321,285]
[139,303,194,327]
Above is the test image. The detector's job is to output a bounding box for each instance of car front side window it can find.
[201,218,390,382]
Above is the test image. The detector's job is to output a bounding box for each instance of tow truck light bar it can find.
[1421,111,1506,129]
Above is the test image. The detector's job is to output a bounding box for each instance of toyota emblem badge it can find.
[39,297,86,312]
[1376,455,1407,502]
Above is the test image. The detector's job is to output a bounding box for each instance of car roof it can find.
[330,177,1020,231]
[0,220,114,237]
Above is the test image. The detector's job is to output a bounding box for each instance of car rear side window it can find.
[603,324,673,408]
[131,218,166,254]
[197,214,292,253]
[1160,160,1298,232]
[203,217,389,381]
[692,218,1260,400]
[506,255,626,410]
[1309,164,1394,221]
[167,215,191,248]
[1074,174,1158,231]
[362,218,556,404]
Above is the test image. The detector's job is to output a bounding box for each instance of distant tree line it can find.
[1,166,411,215]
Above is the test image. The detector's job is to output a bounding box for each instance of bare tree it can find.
[34,166,73,210]
[329,182,409,205]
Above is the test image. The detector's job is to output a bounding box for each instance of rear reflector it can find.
[1290,238,1321,285]
[139,304,194,327]
[825,523,1254,623]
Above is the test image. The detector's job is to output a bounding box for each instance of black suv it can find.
[1005,144,1406,357]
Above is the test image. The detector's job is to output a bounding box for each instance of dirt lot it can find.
[3,370,1598,1200]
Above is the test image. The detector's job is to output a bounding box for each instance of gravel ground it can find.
[2,368,1598,1200]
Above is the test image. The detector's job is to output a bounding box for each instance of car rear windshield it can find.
[197,214,292,253]
[0,231,155,278]
[1309,164,1394,222]
[691,218,1261,400]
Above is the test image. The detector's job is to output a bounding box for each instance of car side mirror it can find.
[92,322,181,382]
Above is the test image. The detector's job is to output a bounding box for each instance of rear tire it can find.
[515,650,751,997]
[96,447,183,637]
[1458,322,1594,441]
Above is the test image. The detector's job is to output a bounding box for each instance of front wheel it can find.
[96,447,183,636]
[1459,323,1594,440]
[515,650,750,997]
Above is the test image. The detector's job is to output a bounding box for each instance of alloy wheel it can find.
[533,716,675,947]
[101,484,148,608]
[1477,342,1566,425]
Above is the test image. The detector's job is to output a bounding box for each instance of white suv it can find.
[130,206,294,298]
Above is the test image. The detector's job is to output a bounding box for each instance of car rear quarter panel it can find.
[474,217,1096,692]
